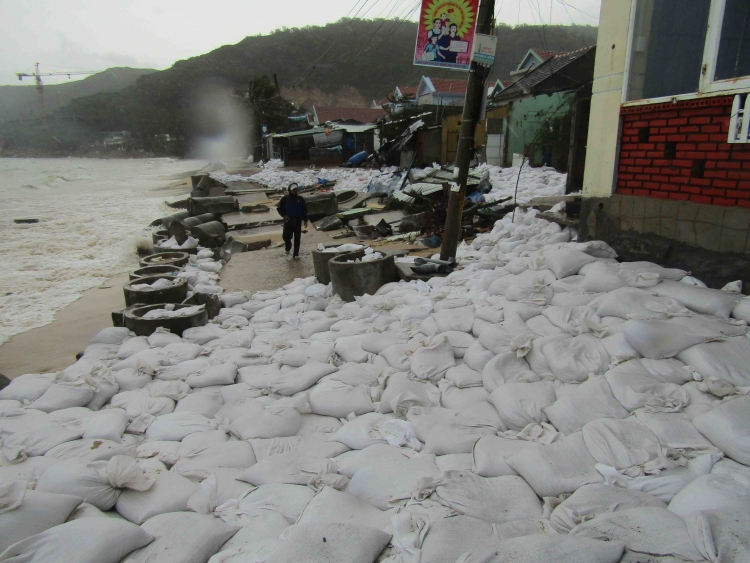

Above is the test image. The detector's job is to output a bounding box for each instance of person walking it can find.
[276,183,308,260]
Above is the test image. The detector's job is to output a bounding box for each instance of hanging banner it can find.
[414,0,479,71]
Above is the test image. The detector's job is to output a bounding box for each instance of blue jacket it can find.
[277,194,308,221]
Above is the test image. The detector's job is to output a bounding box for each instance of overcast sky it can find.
[1,0,601,86]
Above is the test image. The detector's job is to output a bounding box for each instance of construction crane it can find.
[16,63,98,124]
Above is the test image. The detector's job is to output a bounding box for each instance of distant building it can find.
[372,86,419,114]
[103,131,133,149]
[578,0,750,282]
[510,49,564,77]
[308,106,386,127]
[415,77,468,106]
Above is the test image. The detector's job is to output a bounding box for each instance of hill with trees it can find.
[0,20,597,157]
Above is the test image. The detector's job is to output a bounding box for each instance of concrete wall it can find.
[617,96,750,207]
[582,0,634,197]
[580,193,750,288]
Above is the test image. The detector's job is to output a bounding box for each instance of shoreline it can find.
[0,167,197,379]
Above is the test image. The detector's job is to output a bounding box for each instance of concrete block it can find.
[620,214,634,232]
[632,218,644,233]
[677,202,699,222]
[632,197,646,219]
[609,196,622,217]
[644,198,661,219]
[694,222,722,252]
[660,199,679,219]
[676,220,697,246]
[719,227,748,255]
[696,205,726,226]
[722,207,750,231]
[643,218,660,234]
[660,218,677,239]
[619,196,634,219]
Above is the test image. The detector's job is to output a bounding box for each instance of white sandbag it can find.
[379,372,440,415]
[439,380,489,410]
[175,389,224,418]
[172,441,256,474]
[684,507,750,563]
[113,369,153,391]
[44,439,132,463]
[90,327,135,346]
[147,329,183,348]
[634,410,716,452]
[328,363,382,387]
[111,349,167,372]
[408,337,455,382]
[436,453,474,472]
[249,434,348,461]
[550,483,666,533]
[238,452,339,487]
[422,419,494,456]
[544,375,630,435]
[308,380,375,418]
[457,533,625,563]
[436,331,475,358]
[86,375,120,411]
[483,352,538,392]
[668,472,750,517]
[116,471,199,525]
[435,470,542,524]
[582,417,669,475]
[604,360,688,412]
[732,295,750,323]
[0,400,20,416]
[471,434,537,477]
[0,487,83,552]
[297,413,343,435]
[542,306,603,336]
[571,507,705,562]
[36,456,155,510]
[1,420,84,462]
[136,441,180,467]
[185,363,238,388]
[145,412,217,442]
[581,262,659,293]
[506,432,604,497]
[297,487,390,531]
[269,361,338,396]
[111,392,175,421]
[678,336,750,387]
[545,248,597,279]
[488,382,556,431]
[266,523,390,563]
[589,287,689,321]
[446,364,484,388]
[463,341,495,372]
[421,515,504,563]
[334,335,374,363]
[117,337,151,359]
[693,395,750,465]
[327,413,393,450]
[28,383,95,413]
[236,364,283,389]
[147,379,191,400]
[434,306,475,334]
[122,511,237,563]
[526,334,570,378]
[347,454,440,510]
[183,325,228,345]
[228,406,303,440]
[526,314,565,337]
[541,334,610,384]
[235,483,314,522]
[624,316,747,360]
[653,280,742,318]
[0,457,58,487]
[0,517,154,563]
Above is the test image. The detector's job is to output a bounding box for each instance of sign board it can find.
[414,0,480,71]
[472,33,497,67]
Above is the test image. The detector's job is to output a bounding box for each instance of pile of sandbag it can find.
[1,207,749,563]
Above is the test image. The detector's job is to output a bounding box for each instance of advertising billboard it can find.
[414,0,480,71]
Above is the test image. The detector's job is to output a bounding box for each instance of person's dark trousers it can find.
[283,220,302,256]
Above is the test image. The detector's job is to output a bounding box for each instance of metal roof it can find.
[269,123,377,139]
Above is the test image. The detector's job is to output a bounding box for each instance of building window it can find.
[626,0,750,103]
[715,0,750,81]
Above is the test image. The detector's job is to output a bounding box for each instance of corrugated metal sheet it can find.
[392,191,416,204]
[404,183,443,196]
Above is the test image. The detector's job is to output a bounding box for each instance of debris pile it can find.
[1,206,749,563]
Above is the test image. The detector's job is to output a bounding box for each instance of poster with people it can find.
[413,0,479,71]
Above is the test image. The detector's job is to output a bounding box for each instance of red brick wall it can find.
[617,96,750,207]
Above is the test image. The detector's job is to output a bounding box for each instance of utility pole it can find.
[440,0,496,261]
